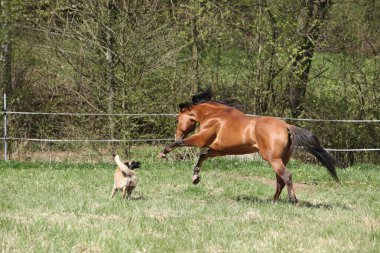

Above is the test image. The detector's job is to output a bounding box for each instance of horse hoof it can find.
[158,153,166,158]
[192,175,201,184]
[289,197,299,206]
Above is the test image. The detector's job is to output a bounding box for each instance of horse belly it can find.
[210,134,258,155]
[222,145,259,155]
[208,115,258,155]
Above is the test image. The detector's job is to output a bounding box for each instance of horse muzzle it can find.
[175,130,185,141]
[174,135,183,142]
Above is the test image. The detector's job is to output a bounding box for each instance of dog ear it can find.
[123,161,131,168]
[127,161,140,170]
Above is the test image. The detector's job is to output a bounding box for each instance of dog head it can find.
[124,160,141,170]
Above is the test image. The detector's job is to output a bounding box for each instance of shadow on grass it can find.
[127,195,147,201]
[235,195,351,210]
[235,195,272,205]
[299,201,351,210]
[111,194,147,201]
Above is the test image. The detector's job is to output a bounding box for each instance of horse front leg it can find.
[158,133,214,158]
[158,140,184,158]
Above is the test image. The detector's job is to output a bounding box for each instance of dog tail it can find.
[114,154,132,175]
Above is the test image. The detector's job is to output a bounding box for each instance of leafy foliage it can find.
[0,0,378,164]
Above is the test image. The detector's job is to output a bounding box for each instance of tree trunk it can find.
[262,6,279,114]
[191,15,201,93]
[288,0,331,117]
[106,0,117,145]
[0,0,12,100]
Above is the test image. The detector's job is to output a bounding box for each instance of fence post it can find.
[3,94,8,161]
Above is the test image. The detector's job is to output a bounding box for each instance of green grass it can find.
[0,154,379,252]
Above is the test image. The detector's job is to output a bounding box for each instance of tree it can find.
[287,0,331,117]
[0,0,377,164]
[0,0,12,100]
[104,0,117,143]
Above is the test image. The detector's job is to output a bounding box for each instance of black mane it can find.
[191,87,213,104]
[179,87,242,111]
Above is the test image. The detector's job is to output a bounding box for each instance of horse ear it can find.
[179,102,190,111]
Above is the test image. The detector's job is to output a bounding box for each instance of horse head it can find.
[175,103,197,141]
[174,88,214,140]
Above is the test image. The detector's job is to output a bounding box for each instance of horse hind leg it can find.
[192,149,222,184]
[272,153,291,203]
[273,174,285,203]
[192,149,209,184]
[269,158,298,204]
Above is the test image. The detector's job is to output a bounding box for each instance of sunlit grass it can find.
[0,155,379,252]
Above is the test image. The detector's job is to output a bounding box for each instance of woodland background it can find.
[0,0,379,164]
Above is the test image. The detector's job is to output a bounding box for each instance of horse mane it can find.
[179,87,242,111]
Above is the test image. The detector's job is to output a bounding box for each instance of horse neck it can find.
[192,102,231,121]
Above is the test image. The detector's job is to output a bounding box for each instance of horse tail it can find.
[287,125,339,182]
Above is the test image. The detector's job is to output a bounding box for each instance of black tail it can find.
[288,125,339,182]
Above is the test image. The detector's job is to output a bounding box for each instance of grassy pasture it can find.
[0,151,379,253]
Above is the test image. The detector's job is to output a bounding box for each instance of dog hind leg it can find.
[127,186,135,198]
[122,187,127,198]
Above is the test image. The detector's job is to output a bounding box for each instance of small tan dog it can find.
[111,154,140,199]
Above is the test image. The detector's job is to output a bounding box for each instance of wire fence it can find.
[7,110,380,123]
[2,94,380,161]
[3,112,380,147]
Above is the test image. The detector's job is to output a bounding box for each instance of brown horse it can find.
[159,89,339,204]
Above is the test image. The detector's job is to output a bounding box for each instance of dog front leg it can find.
[111,187,117,198]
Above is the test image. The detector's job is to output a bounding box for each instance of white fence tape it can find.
[2,110,379,152]
[7,137,174,143]
[245,114,380,123]
[7,111,380,122]
[6,137,380,152]
[7,111,177,117]
[325,148,380,152]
